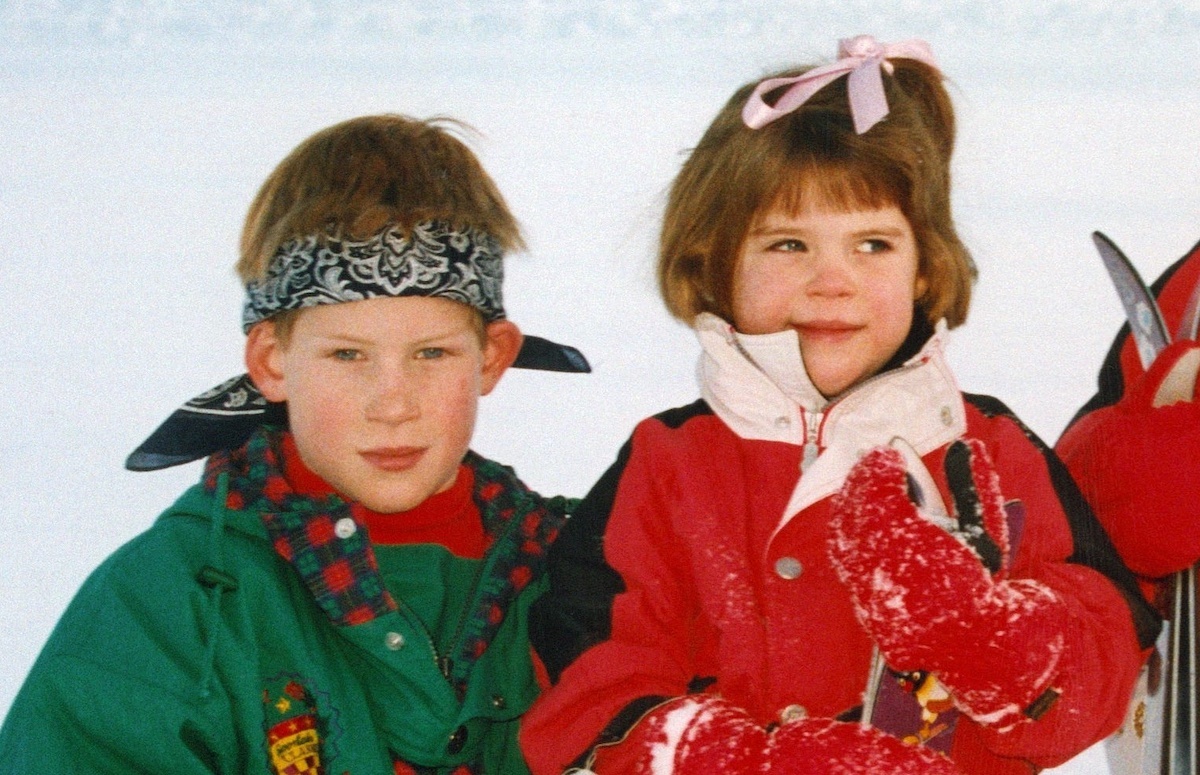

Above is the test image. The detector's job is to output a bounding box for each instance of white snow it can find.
[650,700,708,775]
[2,3,1199,774]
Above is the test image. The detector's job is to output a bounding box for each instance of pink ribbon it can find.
[741,36,940,134]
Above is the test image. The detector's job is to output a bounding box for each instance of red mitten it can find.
[828,439,1066,728]
[768,717,962,774]
[589,696,767,774]
[1058,339,1200,577]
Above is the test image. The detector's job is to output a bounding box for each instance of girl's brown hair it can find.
[658,58,975,329]
[237,114,523,283]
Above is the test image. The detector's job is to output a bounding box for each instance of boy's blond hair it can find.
[659,58,975,330]
[236,114,524,284]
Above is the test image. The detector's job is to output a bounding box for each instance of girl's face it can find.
[731,201,926,398]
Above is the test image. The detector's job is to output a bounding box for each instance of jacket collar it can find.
[199,429,566,679]
[694,312,967,522]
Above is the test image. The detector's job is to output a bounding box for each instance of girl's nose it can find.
[806,252,854,297]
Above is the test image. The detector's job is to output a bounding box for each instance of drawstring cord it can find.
[197,472,237,700]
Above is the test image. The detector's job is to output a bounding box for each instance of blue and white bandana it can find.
[126,221,588,472]
[242,221,507,331]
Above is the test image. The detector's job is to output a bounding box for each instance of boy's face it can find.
[246,296,520,513]
[731,202,926,398]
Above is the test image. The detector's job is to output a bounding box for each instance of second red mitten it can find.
[589,696,767,774]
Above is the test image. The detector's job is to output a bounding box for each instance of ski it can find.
[1092,231,1194,775]
[1093,232,1170,366]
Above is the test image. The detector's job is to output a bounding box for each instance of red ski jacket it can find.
[524,314,1157,775]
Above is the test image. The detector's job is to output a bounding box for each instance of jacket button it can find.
[335,517,357,539]
[774,556,803,580]
[384,632,405,650]
[492,695,507,709]
[780,704,807,722]
[447,725,468,754]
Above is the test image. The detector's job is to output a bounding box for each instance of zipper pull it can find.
[801,411,821,472]
[802,441,819,472]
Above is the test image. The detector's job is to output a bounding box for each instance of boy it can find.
[0,114,588,774]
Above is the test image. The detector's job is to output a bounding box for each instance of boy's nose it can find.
[364,369,421,424]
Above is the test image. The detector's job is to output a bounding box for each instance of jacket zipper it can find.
[393,598,447,677]
[443,503,526,684]
[800,407,822,472]
[796,360,925,473]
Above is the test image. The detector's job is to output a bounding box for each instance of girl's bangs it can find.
[768,158,901,216]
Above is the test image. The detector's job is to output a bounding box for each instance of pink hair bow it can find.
[741,35,940,134]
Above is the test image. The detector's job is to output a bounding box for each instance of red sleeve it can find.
[520,420,700,775]
[959,413,1144,768]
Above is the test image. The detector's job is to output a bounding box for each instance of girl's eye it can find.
[769,238,807,253]
[332,349,362,361]
[859,239,892,254]
[416,347,446,360]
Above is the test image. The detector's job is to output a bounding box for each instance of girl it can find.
[519,36,1158,774]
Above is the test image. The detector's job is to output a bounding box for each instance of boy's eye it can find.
[332,349,362,361]
[416,347,446,360]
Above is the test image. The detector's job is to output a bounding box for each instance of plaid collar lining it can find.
[203,428,568,671]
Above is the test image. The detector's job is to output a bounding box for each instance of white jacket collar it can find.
[694,312,967,523]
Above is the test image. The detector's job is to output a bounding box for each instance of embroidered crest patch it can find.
[262,676,337,774]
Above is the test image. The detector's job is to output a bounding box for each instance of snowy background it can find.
[2,2,1199,772]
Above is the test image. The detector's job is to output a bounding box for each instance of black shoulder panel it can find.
[530,400,711,681]
[655,398,713,429]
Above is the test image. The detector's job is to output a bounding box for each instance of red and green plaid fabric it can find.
[451,452,569,684]
[203,429,571,664]
[205,429,395,626]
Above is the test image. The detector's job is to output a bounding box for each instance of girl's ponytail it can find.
[890,58,956,166]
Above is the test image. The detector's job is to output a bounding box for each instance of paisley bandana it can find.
[242,221,507,331]
[125,221,589,472]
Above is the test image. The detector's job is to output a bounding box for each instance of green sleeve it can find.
[0,653,234,774]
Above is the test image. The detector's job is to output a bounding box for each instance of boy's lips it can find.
[360,446,426,472]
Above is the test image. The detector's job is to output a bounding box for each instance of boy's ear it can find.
[481,320,523,396]
[245,321,288,402]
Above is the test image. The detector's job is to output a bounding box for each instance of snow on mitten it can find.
[1058,339,1200,577]
[589,696,767,774]
[767,717,962,775]
[828,439,1066,728]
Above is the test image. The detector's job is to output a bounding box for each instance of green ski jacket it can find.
[0,430,568,775]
